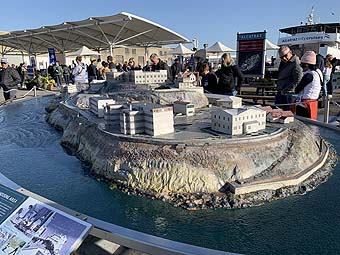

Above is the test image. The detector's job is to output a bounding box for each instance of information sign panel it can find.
[237,31,266,77]
[0,184,91,255]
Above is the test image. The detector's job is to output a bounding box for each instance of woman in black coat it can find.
[215,53,244,95]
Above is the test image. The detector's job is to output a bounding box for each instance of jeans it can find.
[54,75,62,86]
[275,91,292,110]
[64,74,70,85]
[225,90,237,96]
[323,74,330,96]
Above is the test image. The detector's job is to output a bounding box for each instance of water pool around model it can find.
[0,97,339,255]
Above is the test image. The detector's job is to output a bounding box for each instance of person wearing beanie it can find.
[293,51,323,120]
[0,58,21,100]
[276,46,303,110]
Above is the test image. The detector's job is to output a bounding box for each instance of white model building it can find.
[261,106,294,124]
[173,101,195,116]
[119,103,174,136]
[106,70,168,84]
[130,70,168,84]
[89,97,116,117]
[143,105,174,136]
[211,107,266,135]
[216,96,242,109]
[62,84,78,94]
[104,103,126,128]
[120,108,145,135]
[175,72,198,89]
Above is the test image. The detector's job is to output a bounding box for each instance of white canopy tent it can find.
[206,42,235,53]
[169,43,194,55]
[0,12,190,56]
[265,40,280,50]
[66,46,100,56]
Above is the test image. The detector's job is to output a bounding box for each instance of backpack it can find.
[216,66,234,93]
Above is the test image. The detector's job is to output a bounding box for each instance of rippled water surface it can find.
[0,97,339,255]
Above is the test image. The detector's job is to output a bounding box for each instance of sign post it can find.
[237,31,266,78]
[48,48,56,65]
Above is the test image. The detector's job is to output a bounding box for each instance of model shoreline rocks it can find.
[45,90,337,210]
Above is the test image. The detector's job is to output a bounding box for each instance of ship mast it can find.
[307,6,314,25]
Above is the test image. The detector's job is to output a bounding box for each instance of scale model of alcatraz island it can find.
[46,69,337,210]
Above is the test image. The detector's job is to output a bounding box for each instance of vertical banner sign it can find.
[237,31,266,77]
[29,56,36,68]
[48,48,56,65]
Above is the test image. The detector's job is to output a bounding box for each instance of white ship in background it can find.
[278,7,340,58]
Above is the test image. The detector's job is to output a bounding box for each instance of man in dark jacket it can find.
[87,57,98,84]
[149,53,172,82]
[170,58,183,81]
[276,46,303,110]
[0,58,21,100]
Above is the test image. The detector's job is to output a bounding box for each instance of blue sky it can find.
[1,0,340,50]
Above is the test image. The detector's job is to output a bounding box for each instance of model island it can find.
[46,70,337,210]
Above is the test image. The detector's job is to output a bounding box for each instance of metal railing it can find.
[0,86,37,106]
[0,172,237,255]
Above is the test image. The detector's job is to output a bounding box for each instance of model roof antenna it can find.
[307,6,314,25]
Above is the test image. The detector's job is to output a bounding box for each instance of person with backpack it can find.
[62,64,71,85]
[215,53,244,95]
[53,62,63,87]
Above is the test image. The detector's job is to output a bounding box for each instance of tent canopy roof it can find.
[266,39,279,50]
[66,45,101,56]
[169,43,194,55]
[206,42,235,53]
[0,12,190,55]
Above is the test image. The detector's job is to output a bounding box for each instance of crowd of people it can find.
[0,48,338,121]
[276,46,338,120]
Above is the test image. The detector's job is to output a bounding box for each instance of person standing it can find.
[127,57,141,71]
[170,58,183,81]
[62,64,71,85]
[276,46,303,110]
[322,57,332,97]
[199,62,218,93]
[107,56,115,70]
[87,57,97,84]
[325,54,338,95]
[293,51,322,120]
[53,62,63,87]
[149,53,172,82]
[0,58,21,100]
[72,56,86,88]
[215,53,244,95]
[17,62,27,88]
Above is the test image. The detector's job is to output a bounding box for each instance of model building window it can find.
[132,49,137,54]
[159,51,163,56]
[125,48,129,54]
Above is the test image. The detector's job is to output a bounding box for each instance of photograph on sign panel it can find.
[20,212,89,255]
[4,201,53,238]
[0,228,13,249]
[0,235,26,255]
